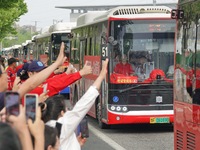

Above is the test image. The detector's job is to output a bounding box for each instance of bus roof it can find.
[2,47,12,51]
[76,11,107,26]
[12,45,22,49]
[22,39,34,46]
[34,32,51,40]
[76,6,172,27]
[35,25,51,40]
[34,22,76,40]
[41,26,51,34]
[49,22,76,34]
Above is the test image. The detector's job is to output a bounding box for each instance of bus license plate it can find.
[150,117,170,123]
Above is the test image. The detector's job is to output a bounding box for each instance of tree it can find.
[0,0,28,41]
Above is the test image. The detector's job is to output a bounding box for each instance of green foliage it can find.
[0,0,28,40]
[0,0,19,9]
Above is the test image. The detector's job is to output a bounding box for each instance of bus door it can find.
[100,33,112,122]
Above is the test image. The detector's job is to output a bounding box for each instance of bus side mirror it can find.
[108,36,118,46]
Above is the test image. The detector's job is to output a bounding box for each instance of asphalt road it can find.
[65,99,174,150]
[85,116,174,150]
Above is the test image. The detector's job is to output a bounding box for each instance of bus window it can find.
[89,37,92,55]
[110,20,175,82]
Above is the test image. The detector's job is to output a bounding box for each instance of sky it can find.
[18,0,177,31]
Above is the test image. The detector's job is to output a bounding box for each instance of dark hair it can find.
[0,122,22,150]
[0,57,5,68]
[45,125,58,150]
[0,65,2,75]
[21,63,30,80]
[42,95,66,123]
[8,57,17,66]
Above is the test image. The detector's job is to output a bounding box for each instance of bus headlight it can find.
[116,106,121,111]
[111,106,116,111]
[122,106,128,112]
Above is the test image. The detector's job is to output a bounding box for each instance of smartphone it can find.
[4,91,20,116]
[25,94,38,122]
[80,116,89,138]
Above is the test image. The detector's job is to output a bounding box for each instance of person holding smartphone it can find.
[6,105,34,150]
[0,42,67,111]
[43,95,87,148]
[18,42,67,98]
[43,59,108,150]
[0,102,45,150]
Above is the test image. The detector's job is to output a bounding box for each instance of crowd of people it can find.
[0,42,109,150]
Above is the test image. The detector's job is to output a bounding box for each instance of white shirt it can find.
[50,86,99,150]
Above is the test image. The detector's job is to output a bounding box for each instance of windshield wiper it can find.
[119,84,151,93]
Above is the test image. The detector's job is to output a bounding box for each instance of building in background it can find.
[56,0,178,22]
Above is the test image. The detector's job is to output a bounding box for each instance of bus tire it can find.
[97,101,109,129]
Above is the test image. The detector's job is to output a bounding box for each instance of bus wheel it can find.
[97,102,109,129]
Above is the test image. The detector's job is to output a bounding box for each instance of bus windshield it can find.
[51,33,70,61]
[110,20,175,82]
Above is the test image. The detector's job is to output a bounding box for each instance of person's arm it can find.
[77,133,87,147]
[8,105,33,150]
[43,61,92,97]
[46,72,82,96]
[59,59,108,144]
[18,42,66,99]
[28,107,45,150]
[12,77,21,91]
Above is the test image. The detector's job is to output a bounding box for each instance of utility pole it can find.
[153,0,156,6]
[32,21,39,32]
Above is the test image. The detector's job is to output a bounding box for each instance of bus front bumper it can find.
[105,110,174,125]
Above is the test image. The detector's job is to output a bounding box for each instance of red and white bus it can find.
[70,6,176,128]
[172,0,200,149]
[33,22,76,64]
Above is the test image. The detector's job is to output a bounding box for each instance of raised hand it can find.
[12,77,21,91]
[77,133,87,147]
[55,42,67,66]
[0,107,6,123]
[8,105,27,133]
[28,106,44,137]
[92,58,109,90]
[99,58,109,79]
[8,105,34,150]
[28,106,44,150]
[39,90,49,103]
[79,61,92,77]
[65,63,76,74]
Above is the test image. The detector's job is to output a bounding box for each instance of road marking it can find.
[88,124,127,150]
